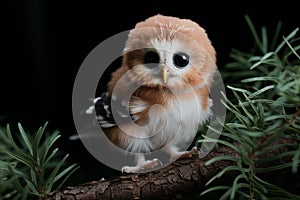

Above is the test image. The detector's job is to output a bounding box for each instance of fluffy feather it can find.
[91,14,217,173]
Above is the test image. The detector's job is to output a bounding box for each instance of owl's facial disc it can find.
[142,49,190,84]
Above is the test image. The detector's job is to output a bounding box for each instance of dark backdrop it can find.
[2,0,299,183]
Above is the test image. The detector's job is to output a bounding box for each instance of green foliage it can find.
[199,16,300,199]
[0,122,79,200]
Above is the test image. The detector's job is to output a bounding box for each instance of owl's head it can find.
[122,14,217,91]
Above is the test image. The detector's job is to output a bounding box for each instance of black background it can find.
[2,0,299,183]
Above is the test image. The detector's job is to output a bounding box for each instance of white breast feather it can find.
[125,94,212,153]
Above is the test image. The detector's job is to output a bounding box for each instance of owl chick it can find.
[88,14,217,173]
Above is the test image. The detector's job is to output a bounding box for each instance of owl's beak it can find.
[162,67,169,83]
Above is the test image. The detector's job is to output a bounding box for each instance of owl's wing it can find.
[86,92,137,128]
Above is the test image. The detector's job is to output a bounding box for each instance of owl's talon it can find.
[191,146,199,155]
[141,158,162,169]
[121,166,138,174]
[121,158,162,173]
[168,146,200,161]
[179,147,199,158]
[179,151,193,159]
[155,158,163,166]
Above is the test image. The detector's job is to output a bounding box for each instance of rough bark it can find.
[48,138,298,200]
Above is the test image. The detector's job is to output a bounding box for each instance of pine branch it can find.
[0,122,79,200]
[48,137,298,200]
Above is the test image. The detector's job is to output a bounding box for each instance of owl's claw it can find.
[180,146,199,158]
[121,158,162,173]
[168,146,199,161]
[190,146,199,155]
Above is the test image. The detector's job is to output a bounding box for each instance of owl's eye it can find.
[144,51,160,64]
[173,52,189,68]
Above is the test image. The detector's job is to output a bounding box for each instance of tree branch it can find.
[48,138,298,200]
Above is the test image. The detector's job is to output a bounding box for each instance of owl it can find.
[88,14,217,173]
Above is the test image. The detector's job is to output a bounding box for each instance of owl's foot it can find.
[121,154,162,173]
[181,146,199,158]
[165,146,199,161]
[121,158,162,173]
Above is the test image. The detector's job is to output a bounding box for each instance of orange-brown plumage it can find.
[96,14,217,173]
